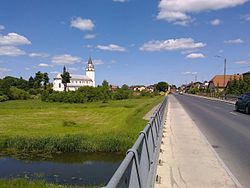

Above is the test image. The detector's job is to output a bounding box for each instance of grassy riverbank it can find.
[0,179,93,188]
[0,96,163,155]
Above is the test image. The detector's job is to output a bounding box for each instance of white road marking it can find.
[230,112,238,116]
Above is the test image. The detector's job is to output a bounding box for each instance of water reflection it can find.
[0,153,123,186]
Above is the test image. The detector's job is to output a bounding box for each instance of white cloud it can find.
[113,0,129,2]
[0,67,11,72]
[182,71,197,75]
[0,25,5,31]
[52,54,82,65]
[84,34,96,39]
[70,17,94,31]
[224,38,244,44]
[29,53,49,58]
[0,46,26,56]
[0,33,31,46]
[211,19,221,26]
[68,67,78,71]
[97,44,126,52]
[186,53,206,59]
[93,59,104,65]
[234,60,250,64]
[50,71,60,74]
[84,45,93,48]
[38,63,50,67]
[25,67,30,70]
[140,38,206,52]
[157,0,247,25]
[241,14,250,21]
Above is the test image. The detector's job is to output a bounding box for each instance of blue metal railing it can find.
[106,97,168,188]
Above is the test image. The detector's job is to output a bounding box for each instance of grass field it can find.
[0,96,163,155]
[0,179,93,188]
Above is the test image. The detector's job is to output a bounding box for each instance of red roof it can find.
[210,75,242,88]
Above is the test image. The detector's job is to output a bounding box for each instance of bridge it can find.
[105,94,249,188]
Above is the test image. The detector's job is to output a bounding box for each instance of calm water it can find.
[0,153,123,186]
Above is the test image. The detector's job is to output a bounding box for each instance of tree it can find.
[61,67,71,92]
[28,76,35,89]
[43,72,49,90]
[156,82,169,92]
[121,84,129,90]
[34,71,43,88]
[102,80,109,88]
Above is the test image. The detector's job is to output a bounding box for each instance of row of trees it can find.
[226,77,250,95]
[0,71,50,101]
[42,80,162,103]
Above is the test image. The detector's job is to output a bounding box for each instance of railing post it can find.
[127,149,143,188]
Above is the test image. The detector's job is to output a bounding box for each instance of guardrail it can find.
[106,97,168,188]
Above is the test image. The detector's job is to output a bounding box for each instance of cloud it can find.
[52,54,82,65]
[0,33,31,46]
[0,25,5,31]
[92,59,104,65]
[70,17,94,31]
[50,71,60,74]
[140,38,206,52]
[68,67,78,71]
[0,67,11,72]
[113,0,129,2]
[224,38,244,44]
[241,14,250,21]
[157,0,247,25]
[84,34,96,39]
[29,53,49,58]
[186,53,206,59]
[234,60,250,64]
[0,46,26,56]
[38,63,50,67]
[182,71,197,75]
[211,19,221,26]
[97,44,126,51]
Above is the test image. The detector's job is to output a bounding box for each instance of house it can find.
[129,85,146,91]
[243,71,250,80]
[53,58,95,91]
[208,74,242,92]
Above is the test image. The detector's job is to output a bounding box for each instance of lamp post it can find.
[215,55,227,88]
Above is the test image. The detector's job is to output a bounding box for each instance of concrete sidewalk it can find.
[155,95,238,188]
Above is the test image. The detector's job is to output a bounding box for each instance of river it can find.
[0,152,123,186]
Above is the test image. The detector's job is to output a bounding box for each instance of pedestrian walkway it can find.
[155,95,237,188]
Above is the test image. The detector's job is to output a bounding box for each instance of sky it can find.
[0,0,250,86]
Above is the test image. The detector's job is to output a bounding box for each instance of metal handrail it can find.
[106,97,168,188]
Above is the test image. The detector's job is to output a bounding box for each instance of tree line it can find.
[0,71,50,102]
[0,71,169,103]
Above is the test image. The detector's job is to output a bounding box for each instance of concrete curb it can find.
[184,93,235,105]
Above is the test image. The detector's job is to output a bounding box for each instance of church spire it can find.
[86,57,94,71]
[63,65,66,73]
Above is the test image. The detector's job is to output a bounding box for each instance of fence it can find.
[105,97,168,188]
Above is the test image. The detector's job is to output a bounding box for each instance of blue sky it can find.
[0,0,250,86]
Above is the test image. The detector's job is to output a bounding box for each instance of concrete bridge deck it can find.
[155,95,238,188]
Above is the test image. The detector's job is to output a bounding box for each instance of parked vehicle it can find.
[235,93,250,114]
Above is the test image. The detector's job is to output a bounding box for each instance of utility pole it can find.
[223,58,226,88]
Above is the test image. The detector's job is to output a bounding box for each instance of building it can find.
[243,71,250,80]
[53,58,95,91]
[208,74,242,92]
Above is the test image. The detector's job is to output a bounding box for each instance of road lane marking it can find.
[230,112,237,115]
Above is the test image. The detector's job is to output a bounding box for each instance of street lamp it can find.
[215,55,227,88]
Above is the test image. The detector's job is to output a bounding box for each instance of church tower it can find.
[86,57,95,87]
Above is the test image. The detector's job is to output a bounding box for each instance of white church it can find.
[53,58,95,91]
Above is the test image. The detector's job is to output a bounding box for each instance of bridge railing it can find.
[106,97,168,188]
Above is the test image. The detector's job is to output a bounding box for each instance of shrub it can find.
[9,86,30,100]
[0,95,8,102]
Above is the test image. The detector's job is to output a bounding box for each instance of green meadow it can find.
[0,96,163,155]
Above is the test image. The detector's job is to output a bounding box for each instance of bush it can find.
[9,87,30,100]
[0,95,8,102]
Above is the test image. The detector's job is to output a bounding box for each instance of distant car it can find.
[235,93,250,114]
[179,91,183,95]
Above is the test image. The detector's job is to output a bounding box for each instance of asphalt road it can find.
[173,94,250,188]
